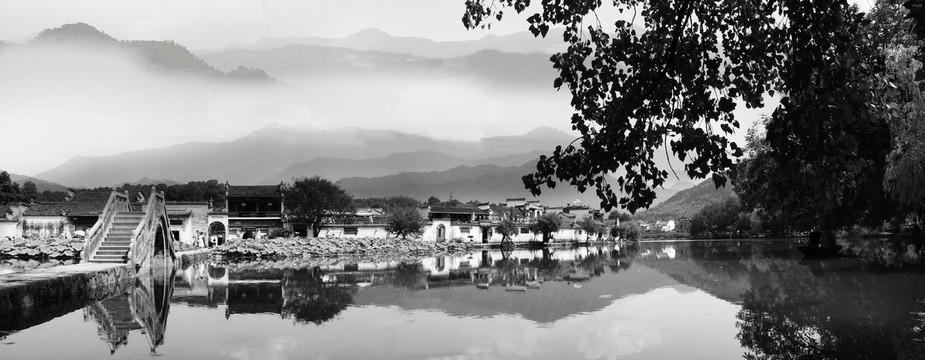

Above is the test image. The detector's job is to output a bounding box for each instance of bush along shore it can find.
[212,237,474,260]
[0,237,84,260]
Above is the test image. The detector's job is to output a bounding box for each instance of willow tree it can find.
[462,0,924,219]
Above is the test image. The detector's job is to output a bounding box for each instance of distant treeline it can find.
[17,179,229,205]
[87,180,227,204]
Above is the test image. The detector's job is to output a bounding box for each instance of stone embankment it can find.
[0,263,134,323]
[212,237,473,260]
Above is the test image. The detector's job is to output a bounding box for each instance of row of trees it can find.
[87,180,228,203]
[0,171,39,205]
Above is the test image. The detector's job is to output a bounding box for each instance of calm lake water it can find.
[2,240,925,359]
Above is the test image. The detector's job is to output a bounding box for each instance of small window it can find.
[459,226,470,234]
[169,219,183,226]
[344,227,358,235]
[520,228,529,234]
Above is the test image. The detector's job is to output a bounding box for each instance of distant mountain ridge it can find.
[196,45,556,88]
[336,161,607,207]
[8,173,69,193]
[265,150,546,184]
[204,28,569,59]
[36,125,576,188]
[21,23,272,82]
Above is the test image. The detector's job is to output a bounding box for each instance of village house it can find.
[655,220,677,232]
[1,208,19,239]
[318,207,390,239]
[503,198,545,223]
[165,201,211,246]
[221,183,284,240]
[418,205,493,243]
[11,190,111,239]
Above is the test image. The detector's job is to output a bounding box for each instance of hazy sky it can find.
[1,0,855,177]
[0,0,534,50]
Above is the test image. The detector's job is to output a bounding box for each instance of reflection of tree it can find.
[386,262,429,291]
[576,253,608,278]
[607,244,637,274]
[281,268,355,325]
[737,288,837,360]
[734,256,925,359]
[840,238,924,270]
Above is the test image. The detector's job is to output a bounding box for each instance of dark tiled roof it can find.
[166,201,210,205]
[23,202,104,217]
[227,185,281,197]
[167,209,192,216]
[428,206,489,215]
[68,191,112,203]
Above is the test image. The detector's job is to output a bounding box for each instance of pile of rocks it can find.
[0,237,84,260]
[213,237,473,260]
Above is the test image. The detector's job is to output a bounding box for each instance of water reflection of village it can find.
[168,245,638,328]
[70,240,925,358]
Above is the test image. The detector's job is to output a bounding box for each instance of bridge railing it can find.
[82,191,131,262]
[128,187,177,269]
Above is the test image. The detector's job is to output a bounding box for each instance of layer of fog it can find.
[0,44,574,176]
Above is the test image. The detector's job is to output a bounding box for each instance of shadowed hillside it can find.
[336,161,607,207]
[635,179,736,220]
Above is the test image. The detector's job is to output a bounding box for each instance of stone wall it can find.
[0,263,135,330]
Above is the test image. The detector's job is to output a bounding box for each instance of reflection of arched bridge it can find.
[84,270,175,354]
[82,188,177,268]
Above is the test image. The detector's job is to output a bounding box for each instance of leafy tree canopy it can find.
[0,171,24,205]
[529,213,561,242]
[495,219,519,239]
[283,176,354,237]
[462,0,925,220]
[20,181,37,202]
[578,216,604,238]
[353,196,421,213]
[385,209,425,239]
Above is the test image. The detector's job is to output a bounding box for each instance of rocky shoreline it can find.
[211,237,475,260]
[0,237,83,260]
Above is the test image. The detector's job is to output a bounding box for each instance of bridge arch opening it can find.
[154,224,167,256]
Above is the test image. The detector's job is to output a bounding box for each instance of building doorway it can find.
[209,222,226,246]
[436,224,446,242]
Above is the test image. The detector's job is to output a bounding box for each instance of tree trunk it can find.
[821,230,837,248]
[311,222,322,238]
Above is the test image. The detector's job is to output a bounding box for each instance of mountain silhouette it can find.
[27,23,272,82]
[36,126,575,188]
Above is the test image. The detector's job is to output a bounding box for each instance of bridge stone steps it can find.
[89,211,145,264]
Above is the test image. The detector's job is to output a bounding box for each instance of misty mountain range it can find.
[6,22,696,208]
[36,125,573,187]
[204,27,569,58]
[22,23,273,82]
